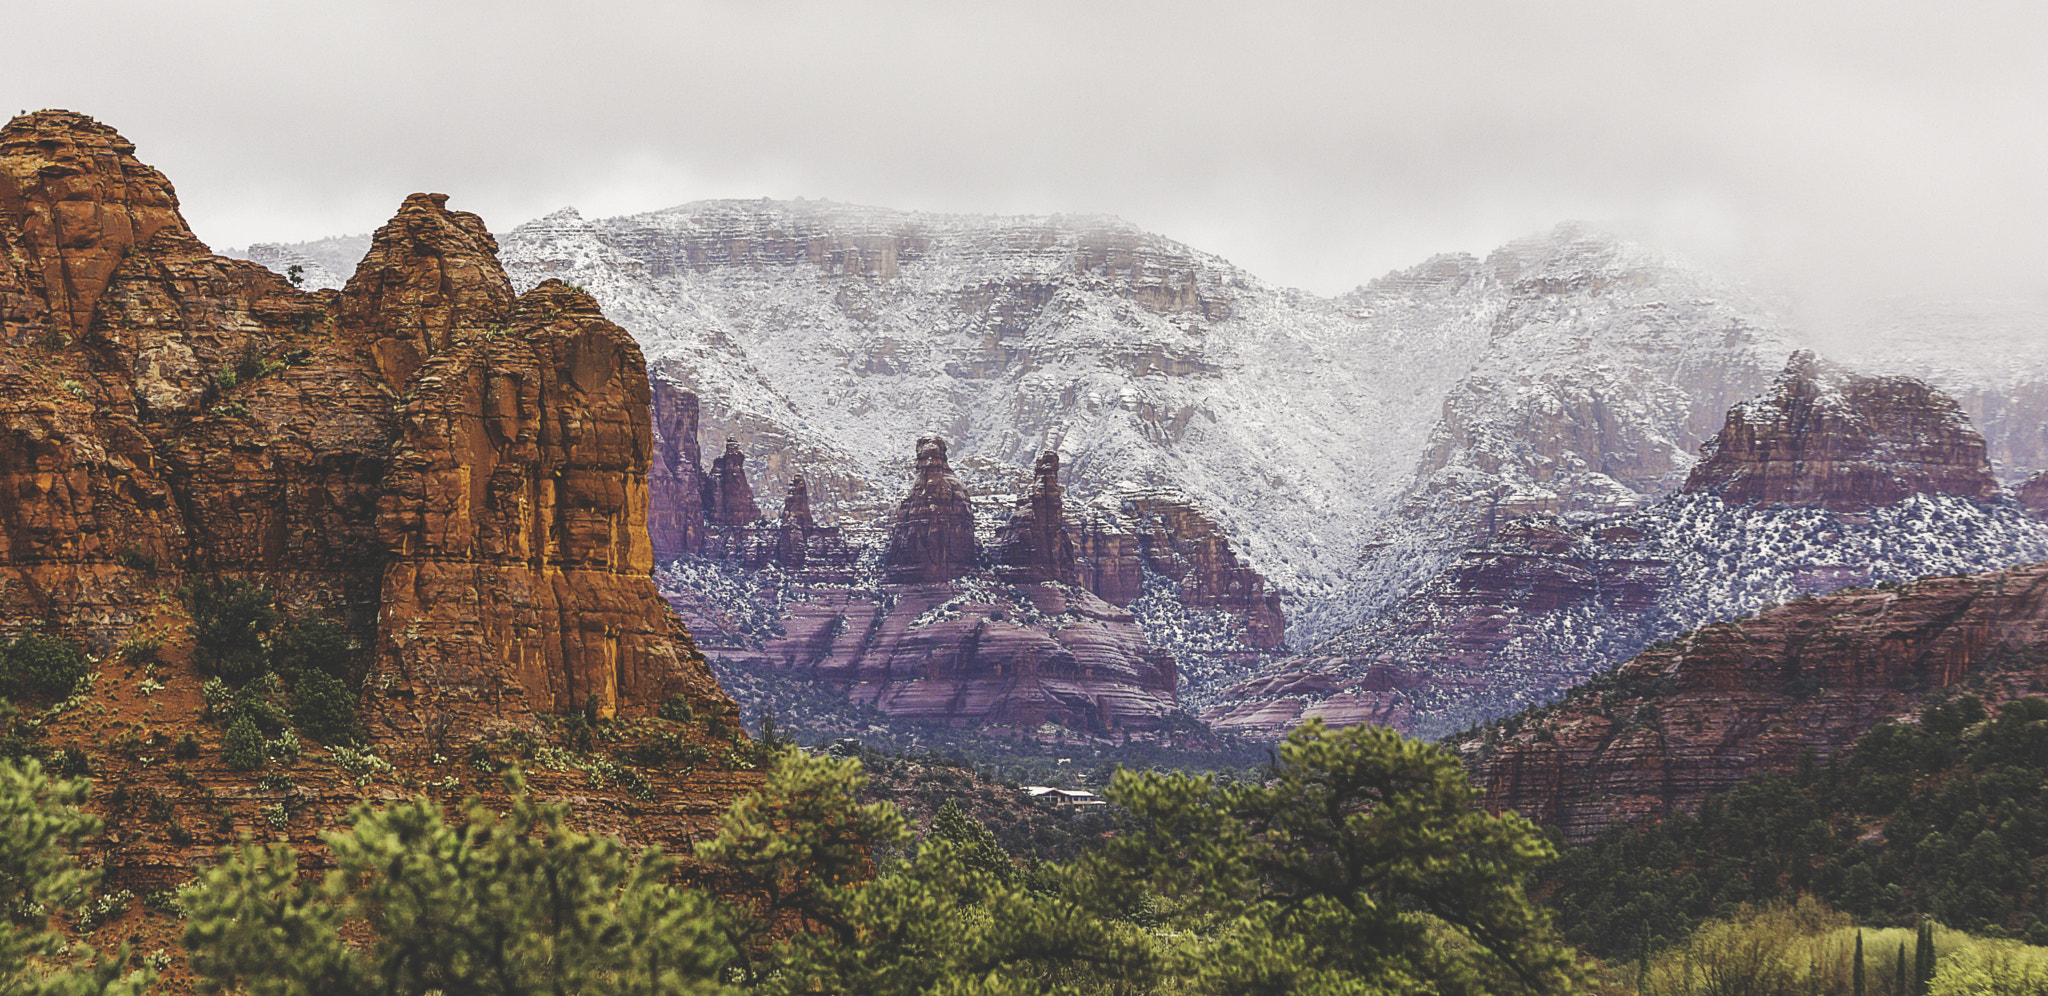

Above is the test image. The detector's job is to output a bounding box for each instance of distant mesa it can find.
[1684,350,2001,511]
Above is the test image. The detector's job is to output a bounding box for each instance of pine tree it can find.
[183,771,730,996]
[222,713,265,770]
[0,758,155,996]
[1854,930,1866,996]
[1913,920,1937,995]
[1895,941,1907,996]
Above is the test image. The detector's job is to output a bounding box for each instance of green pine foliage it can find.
[1099,719,1580,995]
[221,715,265,771]
[271,615,351,682]
[182,772,731,996]
[288,668,356,744]
[0,758,155,996]
[1544,694,2048,956]
[184,578,277,682]
[927,799,1015,891]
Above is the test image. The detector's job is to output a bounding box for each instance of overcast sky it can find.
[7,1,2045,322]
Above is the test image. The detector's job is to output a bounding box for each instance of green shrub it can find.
[272,615,351,682]
[657,694,694,723]
[185,578,277,681]
[222,673,288,735]
[290,668,356,744]
[0,632,87,699]
[222,716,264,771]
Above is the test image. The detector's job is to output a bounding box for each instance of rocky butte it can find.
[1206,352,2048,740]
[0,111,750,897]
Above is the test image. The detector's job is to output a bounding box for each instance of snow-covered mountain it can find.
[239,204,2048,737]
[484,203,1827,635]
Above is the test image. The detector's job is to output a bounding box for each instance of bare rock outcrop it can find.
[996,451,1078,585]
[1093,490,1286,649]
[372,279,722,725]
[1685,351,2000,510]
[0,111,750,894]
[1465,562,2048,844]
[883,435,977,583]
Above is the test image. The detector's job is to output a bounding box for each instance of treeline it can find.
[1544,693,2048,958]
[2,720,1581,996]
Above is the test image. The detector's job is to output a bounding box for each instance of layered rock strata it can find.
[0,111,748,891]
[1686,351,2000,510]
[1465,562,2048,844]
[661,438,1178,734]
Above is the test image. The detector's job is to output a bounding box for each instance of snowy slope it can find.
[492,204,1819,635]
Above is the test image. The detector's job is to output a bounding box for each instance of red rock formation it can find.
[372,279,723,725]
[775,475,815,568]
[648,379,706,558]
[1111,490,1285,648]
[780,474,816,530]
[0,112,749,897]
[1466,562,2048,844]
[338,193,517,392]
[883,435,978,583]
[996,451,1079,585]
[708,437,761,528]
[1072,511,1143,605]
[1686,351,2000,510]
[667,439,1179,734]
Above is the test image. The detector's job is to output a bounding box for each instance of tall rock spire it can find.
[883,435,977,583]
[708,437,762,528]
[997,450,1078,585]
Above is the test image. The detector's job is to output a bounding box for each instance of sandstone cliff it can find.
[995,451,1078,586]
[1464,562,2048,844]
[0,111,749,899]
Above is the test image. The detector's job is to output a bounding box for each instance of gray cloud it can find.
[6,0,2043,312]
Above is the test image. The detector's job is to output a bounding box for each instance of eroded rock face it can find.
[662,440,1180,734]
[0,111,732,727]
[0,111,750,896]
[883,435,977,583]
[1464,563,2048,844]
[2016,471,2048,519]
[1686,351,2000,511]
[372,280,724,725]
[1101,490,1286,649]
